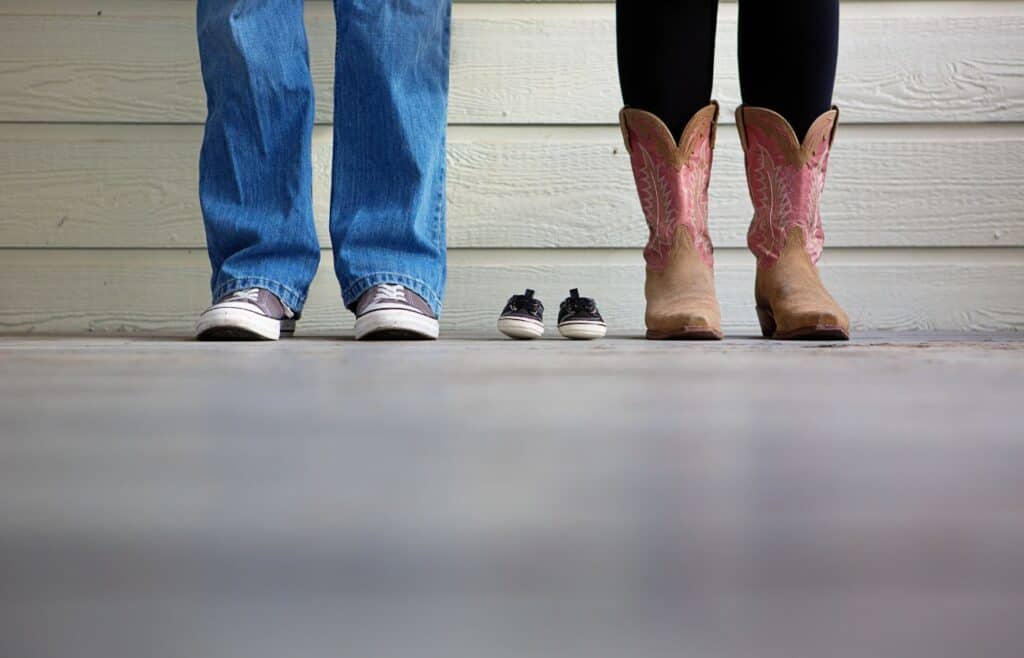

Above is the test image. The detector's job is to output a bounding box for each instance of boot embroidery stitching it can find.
[623,108,717,271]
[632,132,713,270]
[688,139,712,263]
[636,142,677,265]
[747,141,829,267]
[749,144,794,264]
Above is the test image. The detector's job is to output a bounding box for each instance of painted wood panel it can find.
[0,1,1021,337]
[1,249,1021,335]
[1,0,956,8]
[3,124,1022,249]
[0,0,816,10]
[1,4,1021,124]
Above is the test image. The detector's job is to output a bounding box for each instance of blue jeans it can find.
[197,0,451,316]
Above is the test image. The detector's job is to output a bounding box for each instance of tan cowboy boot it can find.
[736,106,850,340]
[620,103,722,340]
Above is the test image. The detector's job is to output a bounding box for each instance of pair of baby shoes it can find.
[497,289,607,340]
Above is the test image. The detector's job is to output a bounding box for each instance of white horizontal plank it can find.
[0,0,619,13]
[2,123,1022,249]
[0,3,1021,124]
[0,1,1003,16]
[0,0,867,13]
[0,249,1021,335]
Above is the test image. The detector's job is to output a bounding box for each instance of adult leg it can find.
[735,0,849,339]
[738,0,839,138]
[617,0,719,141]
[617,0,723,339]
[330,0,452,318]
[196,0,320,313]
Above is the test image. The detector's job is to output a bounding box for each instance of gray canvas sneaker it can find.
[195,288,296,341]
[354,284,439,340]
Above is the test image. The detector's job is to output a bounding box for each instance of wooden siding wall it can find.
[1,1,1022,335]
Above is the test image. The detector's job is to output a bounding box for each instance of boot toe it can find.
[775,308,850,339]
[646,309,723,340]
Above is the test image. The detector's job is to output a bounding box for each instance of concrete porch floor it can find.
[1,334,1023,657]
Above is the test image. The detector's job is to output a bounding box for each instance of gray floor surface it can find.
[1,334,1023,658]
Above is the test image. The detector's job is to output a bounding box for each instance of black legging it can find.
[617,0,839,140]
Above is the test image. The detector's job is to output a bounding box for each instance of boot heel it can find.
[756,306,776,338]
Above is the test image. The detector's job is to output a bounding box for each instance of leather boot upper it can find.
[620,103,719,271]
[737,106,850,338]
[736,105,839,268]
[620,103,723,338]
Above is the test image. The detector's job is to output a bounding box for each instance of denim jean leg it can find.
[197,0,321,312]
[330,0,452,317]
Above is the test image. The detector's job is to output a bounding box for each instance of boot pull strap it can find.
[735,105,750,152]
[827,105,840,148]
[708,101,720,151]
[736,105,841,153]
[618,108,634,153]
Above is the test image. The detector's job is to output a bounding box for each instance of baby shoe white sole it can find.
[558,321,607,340]
[498,317,545,340]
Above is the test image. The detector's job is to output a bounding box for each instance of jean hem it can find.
[212,276,308,313]
[341,273,443,317]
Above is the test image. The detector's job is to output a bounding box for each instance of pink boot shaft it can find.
[737,105,850,340]
[736,106,839,269]
[619,102,719,271]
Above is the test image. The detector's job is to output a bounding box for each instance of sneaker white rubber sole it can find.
[195,307,283,341]
[498,317,545,339]
[558,321,607,340]
[355,309,440,340]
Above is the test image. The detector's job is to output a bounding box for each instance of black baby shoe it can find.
[498,289,545,339]
[558,289,606,340]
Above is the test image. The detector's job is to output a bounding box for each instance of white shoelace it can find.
[220,288,294,318]
[372,284,407,303]
[228,288,260,303]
